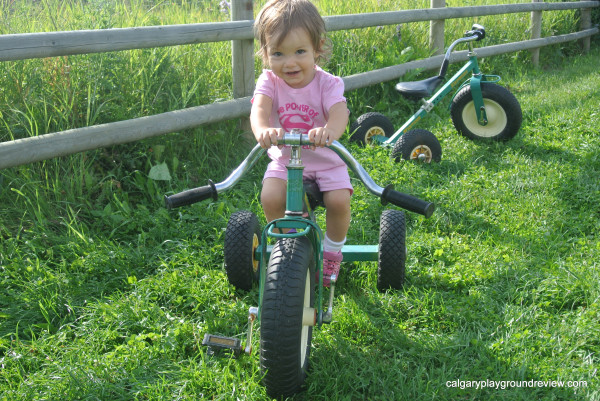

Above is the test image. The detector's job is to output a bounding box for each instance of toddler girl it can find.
[250,0,351,286]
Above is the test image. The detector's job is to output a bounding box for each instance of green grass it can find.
[1,0,599,399]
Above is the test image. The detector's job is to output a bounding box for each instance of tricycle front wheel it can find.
[260,237,315,398]
[450,82,522,141]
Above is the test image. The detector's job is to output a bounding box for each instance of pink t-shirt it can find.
[253,66,347,171]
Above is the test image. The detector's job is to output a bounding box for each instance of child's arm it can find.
[308,101,349,147]
[250,94,284,149]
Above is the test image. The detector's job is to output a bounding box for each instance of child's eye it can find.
[296,49,306,55]
[271,51,282,57]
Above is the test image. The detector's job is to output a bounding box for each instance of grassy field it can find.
[1,0,599,400]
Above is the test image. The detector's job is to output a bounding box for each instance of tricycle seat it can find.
[395,75,444,99]
[304,179,325,210]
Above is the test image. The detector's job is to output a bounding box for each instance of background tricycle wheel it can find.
[349,112,394,146]
[377,209,407,292]
[261,237,315,399]
[450,82,522,141]
[224,210,261,291]
[391,129,442,163]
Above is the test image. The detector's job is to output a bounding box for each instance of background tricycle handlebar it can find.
[439,24,486,79]
[165,131,435,217]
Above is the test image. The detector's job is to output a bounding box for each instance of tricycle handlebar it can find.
[439,24,486,78]
[165,131,435,217]
[165,180,217,209]
[466,24,485,41]
[381,185,435,218]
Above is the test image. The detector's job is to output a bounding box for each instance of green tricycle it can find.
[165,130,434,398]
[349,24,523,162]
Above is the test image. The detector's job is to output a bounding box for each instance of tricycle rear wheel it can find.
[260,237,315,398]
[391,129,442,163]
[349,112,394,146]
[224,210,261,291]
[378,209,407,292]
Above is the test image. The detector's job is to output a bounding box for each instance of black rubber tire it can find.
[450,82,522,141]
[349,112,395,146]
[377,209,407,292]
[260,237,315,399]
[391,129,442,163]
[223,210,261,291]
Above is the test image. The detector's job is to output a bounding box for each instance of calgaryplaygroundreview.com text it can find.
[446,379,588,390]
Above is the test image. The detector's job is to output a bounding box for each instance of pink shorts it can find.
[263,161,353,195]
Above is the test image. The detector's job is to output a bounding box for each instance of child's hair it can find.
[254,0,331,67]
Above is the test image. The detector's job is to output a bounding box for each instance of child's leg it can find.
[261,177,287,222]
[320,189,351,286]
[323,189,351,243]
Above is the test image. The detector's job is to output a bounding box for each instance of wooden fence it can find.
[0,1,598,170]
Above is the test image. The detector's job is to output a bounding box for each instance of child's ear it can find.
[314,38,326,61]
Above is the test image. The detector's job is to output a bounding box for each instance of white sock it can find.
[323,233,345,253]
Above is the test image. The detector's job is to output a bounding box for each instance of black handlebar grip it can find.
[164,180,218,209]
[468,24,486,41]
[381,185,435,218]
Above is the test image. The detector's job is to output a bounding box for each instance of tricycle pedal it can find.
[202,333,242,357]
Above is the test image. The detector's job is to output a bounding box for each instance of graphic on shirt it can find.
[277,102,320,134]
[279,113,314,133]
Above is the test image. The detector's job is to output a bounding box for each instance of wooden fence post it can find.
[530,0,542,66]
[231,0,254,138]
[430,0,446,56]
[580,0,592,52]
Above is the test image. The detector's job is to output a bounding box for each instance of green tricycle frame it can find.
[165,130,434,398]
[350,24,523,163]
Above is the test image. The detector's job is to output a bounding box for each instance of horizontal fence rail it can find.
[0,2,597,61]
[0,1,598,169]
[342,27,599,90]
[0,98,253,168]
[324,1,599,30]
[0,21,254,62]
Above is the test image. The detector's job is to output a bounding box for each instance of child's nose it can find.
[283,56,296,67]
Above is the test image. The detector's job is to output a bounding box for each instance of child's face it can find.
[266,28,319,89]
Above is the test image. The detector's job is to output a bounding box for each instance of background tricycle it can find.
[349,24,523,163]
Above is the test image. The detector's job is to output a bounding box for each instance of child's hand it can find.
[308,127,336,148]
[307,102,348,149]
[256,128,284,149]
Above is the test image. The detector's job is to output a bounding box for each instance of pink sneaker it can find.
[321,251,343,287]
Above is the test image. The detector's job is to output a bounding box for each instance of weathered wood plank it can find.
[0,21,254,61]
[1,2,596,61]
[0,97,252,169]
